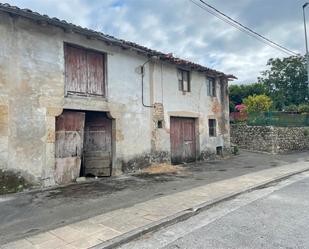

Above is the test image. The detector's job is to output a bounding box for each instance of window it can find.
[177,69,190,92]
[216,146,223,156]
[157,120,163,128]
[209,119,216,137]
[206,77,216,97]
[64,44,106,97]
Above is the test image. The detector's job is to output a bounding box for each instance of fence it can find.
[246,112,309,127]
[230,112,248,123]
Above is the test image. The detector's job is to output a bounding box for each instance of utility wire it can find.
[198,0,298,55]
[190,0,290,55]
[190,0,298,56]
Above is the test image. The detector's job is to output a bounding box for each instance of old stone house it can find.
[0,3,235,186]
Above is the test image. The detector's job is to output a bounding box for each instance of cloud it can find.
[4,0,305,84]
[4,0,93,26]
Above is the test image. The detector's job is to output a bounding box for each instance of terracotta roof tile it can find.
[0,2,236,79]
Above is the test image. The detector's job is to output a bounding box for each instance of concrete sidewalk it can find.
[2,161,309,249]
[2,150,308,245]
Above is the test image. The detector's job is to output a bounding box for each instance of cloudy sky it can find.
[4,0,307,83]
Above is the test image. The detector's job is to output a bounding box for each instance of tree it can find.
[229,83,267,111]
[258,55,308,110]
[243,95,272,113]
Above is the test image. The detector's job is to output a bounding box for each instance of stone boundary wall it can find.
[231,124,309,154]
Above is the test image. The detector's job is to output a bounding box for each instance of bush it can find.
[285,104,298,112]
[243,95,272,113]
[298,104,309,113]
[235,104,247,112]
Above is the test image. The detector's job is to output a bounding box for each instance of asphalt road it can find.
[1,150,308,244]
[119,171,309,249]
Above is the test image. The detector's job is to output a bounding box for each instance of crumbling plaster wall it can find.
[0,12,230,184]
[0,13,153,184]
[151,62,230,159]
[0,13,64,184]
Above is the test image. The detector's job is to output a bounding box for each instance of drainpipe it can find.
[141,55,159,108]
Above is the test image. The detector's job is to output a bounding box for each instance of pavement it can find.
[119,170,309,249]
[1,150,309,249]
[1,150,308,245]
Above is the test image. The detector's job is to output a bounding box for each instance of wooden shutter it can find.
[206,78,210,96]
[177,69,183,91]
[207,78,215,96]
[87,51,105,96]
[212,79,216,96]
[65,44,106,97]
[183,71,190,92]
[65,46,87,94]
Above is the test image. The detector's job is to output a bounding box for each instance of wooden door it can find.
[55,111,85,184]
[83,112,112,176]
[170,117,196,164]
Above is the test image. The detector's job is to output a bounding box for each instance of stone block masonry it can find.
[231,124,309,154]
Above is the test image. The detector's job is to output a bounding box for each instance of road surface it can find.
[119,170,309,249]
[1,151,308,244]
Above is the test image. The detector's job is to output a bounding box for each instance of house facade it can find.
[0,3,235,186]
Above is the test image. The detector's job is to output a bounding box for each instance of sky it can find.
[3,0,307,84]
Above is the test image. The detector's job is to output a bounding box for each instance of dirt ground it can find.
[139,163,187,175]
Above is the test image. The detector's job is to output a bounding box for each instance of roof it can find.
[0,3,236,79]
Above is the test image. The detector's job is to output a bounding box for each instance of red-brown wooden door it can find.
[170,117,196,164]
[83,112,112,176]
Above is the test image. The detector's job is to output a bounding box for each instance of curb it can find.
[91,167,309,249]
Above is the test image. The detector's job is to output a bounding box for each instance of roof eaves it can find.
[0,3,236,79]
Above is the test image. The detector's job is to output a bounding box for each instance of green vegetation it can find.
[284,104,298,112]
[229,55,309,112]
[298,104,309,113]
[0,169,32,195]
[229,83,267,112]
[259,56,308,110]
[243,95,272,113]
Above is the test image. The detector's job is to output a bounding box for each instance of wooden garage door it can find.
[83,112,112,177]
[170,117,196,164]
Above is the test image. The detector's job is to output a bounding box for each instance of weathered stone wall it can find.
[275,127,309,152]
[231,124,309,153]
